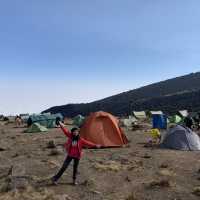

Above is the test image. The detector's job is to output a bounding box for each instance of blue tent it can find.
[152,114,167,129]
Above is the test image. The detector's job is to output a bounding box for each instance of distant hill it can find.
[43,72,200,117]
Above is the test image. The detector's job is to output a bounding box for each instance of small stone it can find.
[143,154,151,159]
[49,149,61,156]
[125,176,131,182]
[47,140,56,149]
[12,153,19,158]
[91,190,101,195]
[0,147,6,151]
[148,179,170,188]
[159,163,168,168]
[57,194,73,200]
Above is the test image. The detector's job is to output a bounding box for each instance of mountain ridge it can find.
[43,72,200,117]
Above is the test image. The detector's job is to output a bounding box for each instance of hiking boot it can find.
[73,179,78,185]
[51,177,58,186]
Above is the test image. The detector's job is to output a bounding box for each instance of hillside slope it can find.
[43,72,200,117]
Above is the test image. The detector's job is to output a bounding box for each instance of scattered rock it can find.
[0,147,6,151]
[93,161,122,172]
[0,166,13,179]
[143,154,151,159]
[125,192,138,200]
[147,179,171,189]
[127,166,136,171]
[125,176,131,182]
[144,143,153,148]
[0,177,12,193]
[193,186,200,196]
[47,140,56,149]
[90,190,102,195]
[135,160,143,167]
[56,194,73,200]
[81,178,95,187]
[0,129,6,134]
[11,164,30,190]
[120,158,131,165]
[0,186,56,200]
[11,176,30,190]
[12,153,19,158]
[159,163,169,168]
[48,149,61,156]
[48,160,60,169]
[158,169,175,177]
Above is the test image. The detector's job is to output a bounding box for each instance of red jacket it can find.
[60,125,96,159]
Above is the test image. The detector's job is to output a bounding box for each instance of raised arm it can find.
[59,122,71,138]
[81,138,97,148]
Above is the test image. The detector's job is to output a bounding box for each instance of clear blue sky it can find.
[0,0,200,115]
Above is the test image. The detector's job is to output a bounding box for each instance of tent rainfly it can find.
[25,123,48,133]
[27,113,63,128]
[80,111,128,147]
[150,111,163,115]
[133,111,147,119]
[170,115,183,124]
[178,110,189,118]
[73,115,85,127]
[121,116,137,127]
[160,125,200,151]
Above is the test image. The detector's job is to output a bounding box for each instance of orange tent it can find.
[80,111,128,147]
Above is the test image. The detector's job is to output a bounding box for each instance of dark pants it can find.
[53,156,80,181]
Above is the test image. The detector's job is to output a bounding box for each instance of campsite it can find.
[1,1,200,199]
[1,112,200,200]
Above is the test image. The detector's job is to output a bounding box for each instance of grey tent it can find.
[160,125,200,151]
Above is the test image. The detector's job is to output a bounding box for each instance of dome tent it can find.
[25,123,48,133]
[73,115,85,127]
[160,125,200,151]
[80,111,128,147]
[27,113,63,128]
[169,115,183,124]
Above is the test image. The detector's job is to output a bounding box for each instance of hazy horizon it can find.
[1,71,199,116]
[1,1,200,115]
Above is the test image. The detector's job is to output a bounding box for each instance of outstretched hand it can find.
[55,118,61,126]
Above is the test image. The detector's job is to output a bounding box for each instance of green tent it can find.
[25,123,48,133]
[170,115,183,124]
[27,113,63,128]
[73,115,85,127]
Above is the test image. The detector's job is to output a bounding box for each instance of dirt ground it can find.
[1,122,200,200]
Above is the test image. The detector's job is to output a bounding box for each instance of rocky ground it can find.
[1,122,200,200]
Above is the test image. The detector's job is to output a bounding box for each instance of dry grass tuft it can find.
[0,186,56,200]
[93,161,122,172]
[125,192,138,200]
